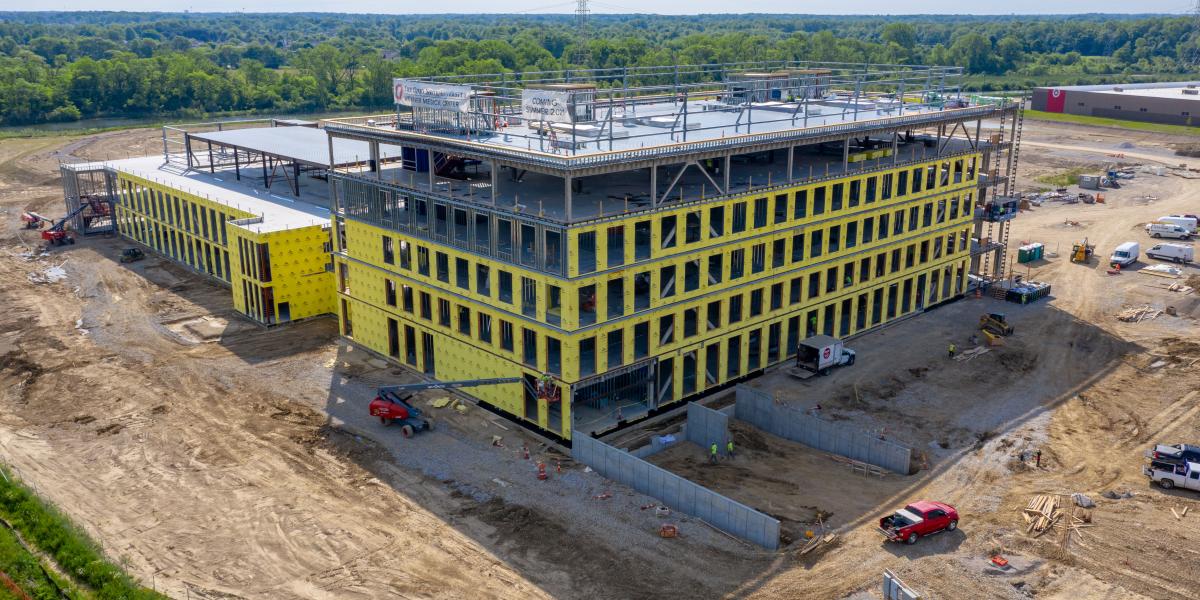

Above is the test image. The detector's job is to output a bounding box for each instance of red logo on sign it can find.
[1045,89,1065,113]
[823,347,831,359]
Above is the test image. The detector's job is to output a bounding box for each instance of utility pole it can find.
[573,0,590,68]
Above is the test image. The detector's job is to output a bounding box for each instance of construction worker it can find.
[726,439,735,459]
[948,343,957,359]
[709,442,718,464]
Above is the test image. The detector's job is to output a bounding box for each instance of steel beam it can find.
[658,163,690,206]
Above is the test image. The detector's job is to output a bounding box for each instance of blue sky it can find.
[8,1,1196,15]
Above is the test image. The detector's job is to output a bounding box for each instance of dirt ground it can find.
[0,118,1199,599]
[648,419,912,545]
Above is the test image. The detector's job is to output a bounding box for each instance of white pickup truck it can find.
[1144,460,1200,492]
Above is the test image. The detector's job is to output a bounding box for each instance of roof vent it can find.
[1188,84,1197,89]
[1113,87,1123,92]
[1184,89,1199,95]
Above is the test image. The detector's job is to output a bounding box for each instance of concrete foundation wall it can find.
[734,385,913,474]
[572,432,780,550]
[684,402,730,452]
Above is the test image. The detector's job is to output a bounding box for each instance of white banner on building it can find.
[393,79,472,112]
[521,89,573,123]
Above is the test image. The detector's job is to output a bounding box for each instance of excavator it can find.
[1070,238,1095,263]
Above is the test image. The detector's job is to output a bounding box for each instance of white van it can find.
[1157,216,1198,233]
[1147,223,1193,240]
[1110,242,1139,266]
[1146,243,1194,263]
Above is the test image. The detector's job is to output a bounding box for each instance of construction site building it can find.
[57,61,1023,443]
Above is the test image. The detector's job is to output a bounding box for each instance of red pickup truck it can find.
[878,501,959,544]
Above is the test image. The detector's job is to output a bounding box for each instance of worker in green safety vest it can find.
[726,440,735,459]
[948,343,957,359]
[709,442,718,464]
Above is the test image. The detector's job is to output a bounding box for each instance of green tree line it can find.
[0,12,1196,126]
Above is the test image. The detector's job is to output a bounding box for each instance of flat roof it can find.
[1037,81,1200,99]
[329,101,1002,171]
[109,156,331,234]
[189,126,401,168]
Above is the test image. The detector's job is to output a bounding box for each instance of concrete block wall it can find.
[684,402,730,453]
[573,432,780,549]
[734,385,913,474]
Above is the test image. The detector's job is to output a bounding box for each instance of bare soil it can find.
[0,121,1198,599]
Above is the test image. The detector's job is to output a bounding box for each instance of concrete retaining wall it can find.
[883,569,922,600]
[734,385,913,474]
[572,432,780,550]
[684,402,729,452]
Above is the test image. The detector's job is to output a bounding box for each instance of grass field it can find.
[1034,166,1091,187]
[0,468,164,599]
[0,521,80,600]
[1025,110,1200,137]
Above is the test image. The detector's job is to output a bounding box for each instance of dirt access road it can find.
[650,122,1200,598]
[0,131,763,600]
[0,120,1199,600]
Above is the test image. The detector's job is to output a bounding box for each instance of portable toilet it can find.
[1017,244,1033,263]
[1079,175,1101,190]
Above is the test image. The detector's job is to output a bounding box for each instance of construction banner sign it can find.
[393,79,472,112]
[521,89,573,123]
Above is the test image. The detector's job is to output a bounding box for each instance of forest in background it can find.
[0,12,1196,126]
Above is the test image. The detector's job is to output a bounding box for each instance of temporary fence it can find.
[572,432,780,549]
[734,386,913,474]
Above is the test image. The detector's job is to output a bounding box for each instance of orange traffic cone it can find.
[536,462,548,480]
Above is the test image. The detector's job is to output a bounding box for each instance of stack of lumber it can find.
[798,532,838,556]
[1117,305,1161,322]
[1060,506,1094,550]
[1023,495,1095,548]
[1022,494,1062,537]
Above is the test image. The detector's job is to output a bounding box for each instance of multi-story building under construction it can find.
[58,62,1023,443]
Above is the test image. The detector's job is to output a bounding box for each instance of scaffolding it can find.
[59,161,116,236]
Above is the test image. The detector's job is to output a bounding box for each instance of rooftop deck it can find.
[324,60,1013,173]
[327,102,1008,174]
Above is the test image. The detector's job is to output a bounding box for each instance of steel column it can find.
[327,133,336,170]
[565,175,573,221]
[427,148,435,192]
[491,160,499,206]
